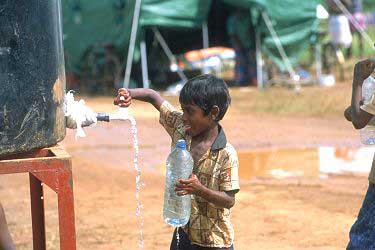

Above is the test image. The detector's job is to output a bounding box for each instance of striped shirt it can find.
[159,100,240,248]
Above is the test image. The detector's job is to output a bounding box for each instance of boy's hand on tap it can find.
[114,88,132,107]
[353,58,375,85]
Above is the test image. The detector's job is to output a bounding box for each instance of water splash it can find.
[64,91,97,139]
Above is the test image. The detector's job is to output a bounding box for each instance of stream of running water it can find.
[125,113,145,250]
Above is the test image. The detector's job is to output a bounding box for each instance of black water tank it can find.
[0,0,66,156]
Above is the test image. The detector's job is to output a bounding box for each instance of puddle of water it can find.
[238,147,319,179]
[238,147,375,179]
[319,146,375,174]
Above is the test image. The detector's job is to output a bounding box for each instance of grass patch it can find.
[351,26,375,57]
[229,83,352,118]
[163,80,353,119]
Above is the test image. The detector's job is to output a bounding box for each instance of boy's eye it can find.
[182,108,192,114]
[181,105,194,115]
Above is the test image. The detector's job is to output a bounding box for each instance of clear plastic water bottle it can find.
[360,76,375,145]
[163,139,194,227]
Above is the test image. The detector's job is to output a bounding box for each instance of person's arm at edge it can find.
[348,80,372,129]
[345,59,375,129]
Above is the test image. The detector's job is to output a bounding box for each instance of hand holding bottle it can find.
[175,174,204,196]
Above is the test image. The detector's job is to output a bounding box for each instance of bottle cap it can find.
[176,139,186,149]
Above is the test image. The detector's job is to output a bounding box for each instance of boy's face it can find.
[181,103,215,137]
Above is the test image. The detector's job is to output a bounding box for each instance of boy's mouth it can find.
[184,125,192,134]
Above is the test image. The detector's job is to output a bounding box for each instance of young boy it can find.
[0,202,15,250]
[344,58,375,249]
[114,74,240,250]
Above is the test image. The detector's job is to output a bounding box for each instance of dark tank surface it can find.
[0,0,66,156]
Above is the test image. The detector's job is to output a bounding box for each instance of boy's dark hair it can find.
[179,74,231,121]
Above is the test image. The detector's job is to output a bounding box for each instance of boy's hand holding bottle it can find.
[114,88,132,107]
[175,174,204,196]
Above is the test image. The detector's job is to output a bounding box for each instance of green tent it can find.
[138,0,319,70]
[62,0,133,71]
[62,0,319,84]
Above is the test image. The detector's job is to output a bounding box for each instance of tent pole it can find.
[202,21,210,74]
[202,21,209,49]
[123,0,142,88]
[152,27,188,82]
[315,40,322,82]
[140,39,149,88]
[255,27,263,89]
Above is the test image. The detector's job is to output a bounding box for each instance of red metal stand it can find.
[0,146,76,250]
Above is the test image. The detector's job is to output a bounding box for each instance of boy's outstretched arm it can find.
[114,88,165,111]
[345,59,375,129]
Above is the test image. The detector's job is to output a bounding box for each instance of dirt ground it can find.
[0,87,371,250]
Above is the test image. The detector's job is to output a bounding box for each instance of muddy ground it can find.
[0,88,370,250]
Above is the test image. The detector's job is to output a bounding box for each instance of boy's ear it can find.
[210,105,220,121]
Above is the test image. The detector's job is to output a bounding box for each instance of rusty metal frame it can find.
[0,146,76,250]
